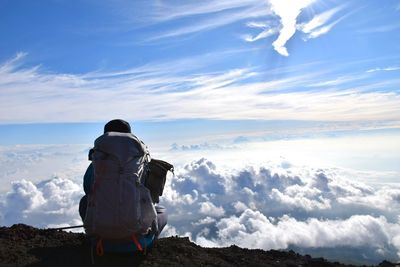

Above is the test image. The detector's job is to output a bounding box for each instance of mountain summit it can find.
[0,224,397,267]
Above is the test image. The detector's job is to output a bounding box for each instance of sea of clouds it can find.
[0,145,399,264]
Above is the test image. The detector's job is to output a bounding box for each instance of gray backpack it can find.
[84,132,156,240]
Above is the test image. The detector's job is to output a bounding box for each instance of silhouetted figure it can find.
[79,119,168,254]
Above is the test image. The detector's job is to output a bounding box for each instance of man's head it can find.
[104,119,131,133]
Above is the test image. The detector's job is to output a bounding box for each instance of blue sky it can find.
[1,1,400,264]
[1,0,400,129]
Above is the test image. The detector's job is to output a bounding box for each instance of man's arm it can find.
[83,163,94,195]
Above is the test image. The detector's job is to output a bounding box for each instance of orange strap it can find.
[132,234,143,252]
[96,238,104,256]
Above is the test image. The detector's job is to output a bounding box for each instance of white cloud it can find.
[109,1,346,57]
[192,216,216,226]
[242,19,279,42]
[201,210,400,261]
[170,142,235,151]
[233,201,248,212]
[0,144,89,193]
[199,202,225,217]
[337,188,400,212]
[5,180,46,212]
[0,177,82,228]
[269,0,315,56]
[243,3,348,55]
[0,152,400,263]
[1,54,400,123]
[270,187,332,211]
[157,157,400,263]
[246,21,270,29]
[146,1,268,41]
[367,66,400,73]
[161,157,400,221]
[243,27,277,42]
[307,74,368,87]
[299,7,342,34]
[304,17,342,39]
[298,6,345,40]
[150,0,265,23]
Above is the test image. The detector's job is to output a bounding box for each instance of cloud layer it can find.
[1,54,400,124]
[159,158,400,264]
[0,144,89,192]
[0,178,82,228]
[0,155,399,264]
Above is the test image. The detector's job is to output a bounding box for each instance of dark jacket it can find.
[83,163,94,195]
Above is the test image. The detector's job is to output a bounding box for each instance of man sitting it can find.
[79,119,167,253]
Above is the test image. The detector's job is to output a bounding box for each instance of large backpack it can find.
[84,132,157,240]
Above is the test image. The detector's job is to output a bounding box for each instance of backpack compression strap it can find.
[96,239,104,256]
[132,234,143,252]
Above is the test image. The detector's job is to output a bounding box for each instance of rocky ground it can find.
[0,224,398,267]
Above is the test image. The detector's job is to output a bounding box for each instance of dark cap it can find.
[104,119,131,133]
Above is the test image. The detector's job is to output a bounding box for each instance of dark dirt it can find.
[0,224,398,267]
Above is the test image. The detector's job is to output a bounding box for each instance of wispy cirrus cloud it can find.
[298,6,343,34]
[145,0,268,41]
[307,74,369,88]
[298,5,347,40]
[140,1,350,56]
[244,1,349,56]
[358,23,400,33]
[1,53,400,124]
[304,18,341,39]
[242,24,278,43]
[150,0,265,23]
[367,66,400,73]
[114,1,352,57]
